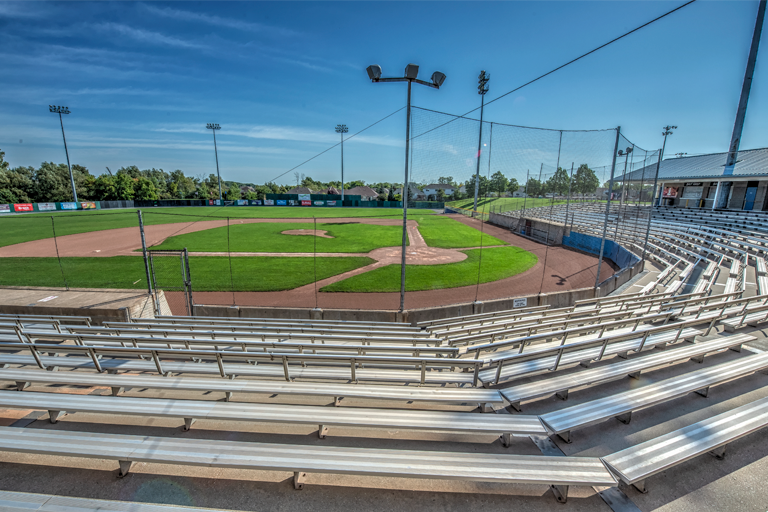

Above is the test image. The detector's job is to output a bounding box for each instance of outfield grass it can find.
[0,206,434,248]
[447,197,568,213]
[409,215,506,248]
[151,222,405,253]
[0,256,374,291]
[321,246,538,293]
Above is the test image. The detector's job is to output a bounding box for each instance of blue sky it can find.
[1,1,766,187]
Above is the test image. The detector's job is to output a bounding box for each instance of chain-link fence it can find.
[0,110,659,315]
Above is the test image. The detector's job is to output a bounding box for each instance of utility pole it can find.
[335,124,349,201]
[724,0,766,177]
[473,70,490,215]
[206,123,222,201]
[49,105,77,203]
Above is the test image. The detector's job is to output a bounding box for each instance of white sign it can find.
[264,199,275,205]
[513,298,528,308]
[38,202,57,211]
[37,296,58,302]
[60,202,78,210]
[0,204,9,213]
[298,194,311,201]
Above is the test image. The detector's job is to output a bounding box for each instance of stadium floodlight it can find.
[335,124,349,201]
[366,62,446,312]
[48,105,77,203]
[617,146,633,206]
[206,123,223,201]
[472,70,490,214]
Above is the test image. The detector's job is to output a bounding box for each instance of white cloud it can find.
[0,3,45,18]
[94,22,205,49]
[142,4,297,37]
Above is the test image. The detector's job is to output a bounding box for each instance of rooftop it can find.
[622,147,768,182]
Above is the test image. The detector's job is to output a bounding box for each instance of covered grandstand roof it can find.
[622,147,768,181]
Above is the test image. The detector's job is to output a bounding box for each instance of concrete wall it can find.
[489,213,565,244]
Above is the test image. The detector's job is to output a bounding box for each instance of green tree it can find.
[0,166,34,203]
[133,176,158,200]
[387,187,395,201]
[572,164,600,195]
[506,177,520,195]
[466,174,489,198]
[116,166,141,179]
[525,177,544,197]
[546,167,571,196]
[489,171,509,197]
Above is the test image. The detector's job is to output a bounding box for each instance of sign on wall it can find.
[14,203,33,212]
[236,200,248,206]
[249,200,262,206]
[298,194,311,201]
[662,187,679,198]
[301,200,311,206]
[513,298,528,308]
[288,200,297,206]
[276,200,287,206]
[81,202,96,209]
[327,200,337,206]
[314,201,324,206]
[0,204,10,213]
[38,202,57,211]
[60,202,78,210]
[264,199,275,205]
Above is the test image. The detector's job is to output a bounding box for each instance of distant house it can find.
[286,186,314,195]
[324,186,341,195]
[423,183,456,200]
[394,185,425,200]
[346,185,379,201]
[512,186,527,198]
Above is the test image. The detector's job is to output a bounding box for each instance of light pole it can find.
[473,70,489,214]
[651,125,675,206]
[335,124,349,201]
[366,63,446,312]
[49,105,77,203]
[206,123,222,201]
[617,146,633,206]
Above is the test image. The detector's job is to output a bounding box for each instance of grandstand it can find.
[2,203,768,509]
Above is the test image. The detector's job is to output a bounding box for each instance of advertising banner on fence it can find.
[288,200,297,206]
[0,204,9,213]
[264,199,275,205]
[326,200,336,206]
[314,201,324,206]
[301,200,311,206]
[249,200,262,206]
[14,203,33,212]
[298,194,310,201]
[236,200,248,206]
[60,202,78,210]
[81,202,96,209]
[276,200,287,206]
[38,202,57,211]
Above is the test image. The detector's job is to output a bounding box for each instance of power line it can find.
[411,0,698,141]
[267,107,405,184]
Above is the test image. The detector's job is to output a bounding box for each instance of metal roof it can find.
[621,147,768,182]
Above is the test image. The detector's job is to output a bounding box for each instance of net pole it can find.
[399,80,412,313]
[227,217,235,306]
[642,148,663,262]
[474,122,493,303]
[50,216,69,290]
[595,127,621,289]
[137,210,157,312]
[314,216,318,309]
[522,169,530,219]
[564,162,574,236]
[539,132,562,292]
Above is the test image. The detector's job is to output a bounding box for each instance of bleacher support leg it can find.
[632,479,647,493]
[48,410,65,423]
[615,411,632,424]
[333,397,343,406]
[550,484,569,503]
[695,386,710,397]
[710,445,727,460]
[183,418,196,431]
[110,387,123,396]
[555,390,569,401]
[500,432,512,447]
[118,460,134,478]
[15,381,29,391]
[628,371,641,379]
[294,471,307,490]
[225,392,233,401]
[478,402,493,413]
[318,425,329,439]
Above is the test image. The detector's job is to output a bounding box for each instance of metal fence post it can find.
[595,127,621,288]
[137,210,158,315]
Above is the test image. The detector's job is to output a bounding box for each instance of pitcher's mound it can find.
[368,246,468,265]
[281,229,335,238]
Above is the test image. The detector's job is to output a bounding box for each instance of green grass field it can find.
[0,206,434,248]
[0,256,374,291]
[447,197,568,213]
[151,222,405,253]
[409,215,507,248]
[321,246,538,292]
